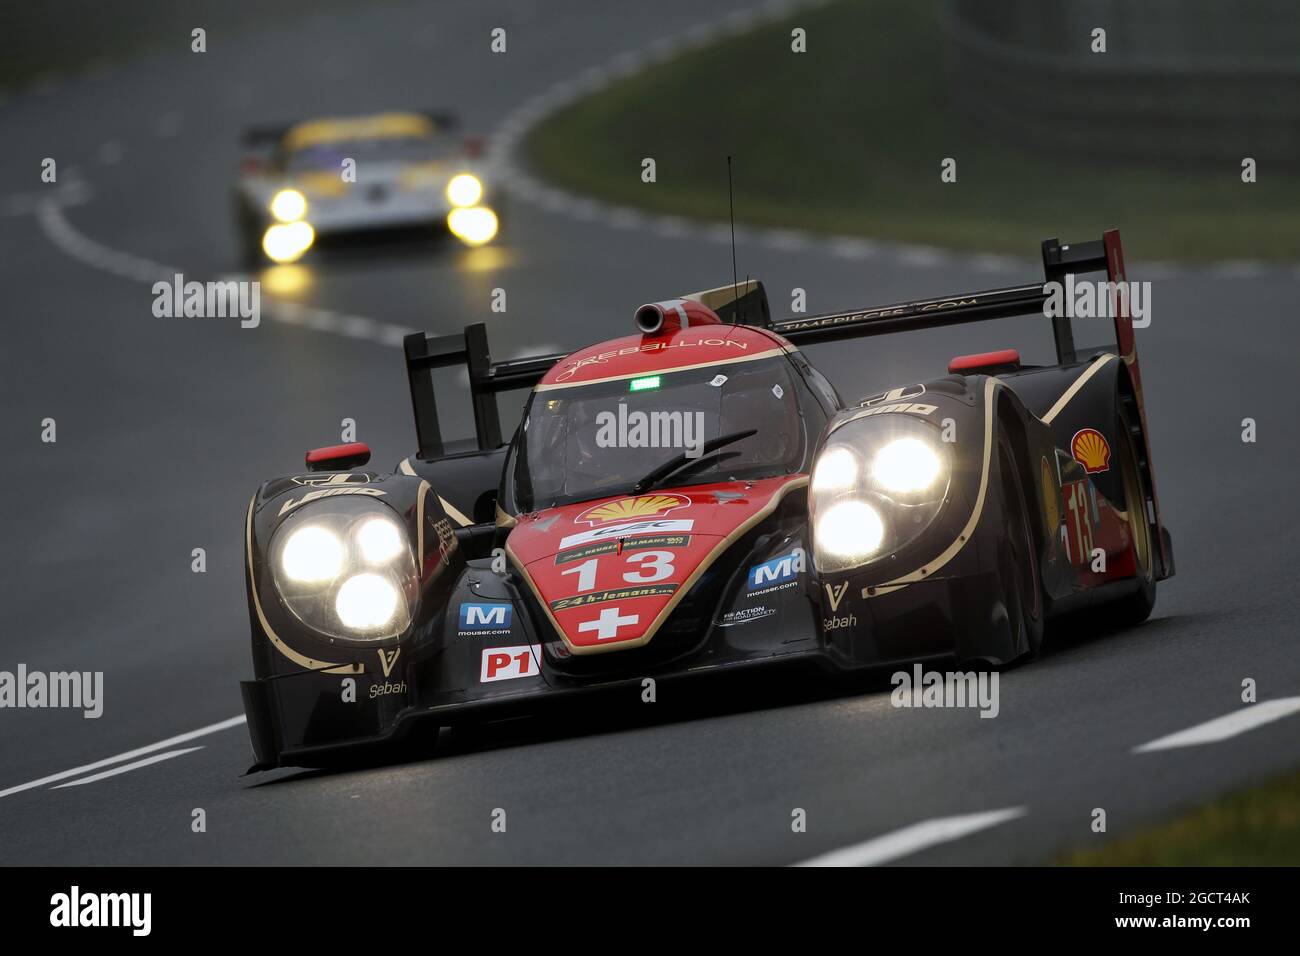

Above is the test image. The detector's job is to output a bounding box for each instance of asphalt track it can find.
[1,0,1298,865]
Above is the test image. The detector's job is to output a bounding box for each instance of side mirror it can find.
[305,442,371,472]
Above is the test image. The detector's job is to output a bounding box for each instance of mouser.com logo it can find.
[747,548,805,595]
[458,602,512,635]
[50,886,151,936]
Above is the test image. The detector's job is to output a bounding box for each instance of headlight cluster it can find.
[270,498,418,641]
[444,173,499,246]
[263,189,315,264]
[810,415,950,573]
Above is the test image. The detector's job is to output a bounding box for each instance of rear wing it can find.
[404,229,1140,454]
[772,229,1128,370]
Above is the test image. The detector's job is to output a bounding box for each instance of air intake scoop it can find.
[635,299,722,336]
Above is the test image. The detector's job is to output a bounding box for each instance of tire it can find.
[996,431,1044,660]
[1096,401,1157,627]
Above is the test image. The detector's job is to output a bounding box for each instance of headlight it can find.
[810,415,950,573]
[446,173,483,207]
[269,188,308,223]
[269,499,417,640]
[335,573,401,630]
[447,206,499,246]
[815,500,884,563]
[262,221,315,264]
[872,438,943,493]
[280,525,345,582]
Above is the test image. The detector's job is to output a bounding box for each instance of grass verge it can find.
[526,0,1300,261]
[1059,768,1300,865]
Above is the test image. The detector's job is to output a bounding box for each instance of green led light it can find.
[629,375,661,392]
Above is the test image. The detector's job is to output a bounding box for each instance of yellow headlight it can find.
[446,173,483,208]
[269,189,308,223]
[262,221,315,264]
[447,206,499,246]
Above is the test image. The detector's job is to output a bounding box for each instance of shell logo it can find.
[575,493,689,525]
[1071,428,1111,474]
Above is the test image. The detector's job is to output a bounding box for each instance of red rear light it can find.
[463,136,484,159]
[240,156,264,174]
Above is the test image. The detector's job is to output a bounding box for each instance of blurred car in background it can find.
[234,110,501,266]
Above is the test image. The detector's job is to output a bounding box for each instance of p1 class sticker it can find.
[480,645,541,682]
[710,374,727,387]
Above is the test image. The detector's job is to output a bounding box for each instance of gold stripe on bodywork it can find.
[1041,353,1117,425]
[507,476,810,656]
[438,496,472,527]
[401,458,472,527]
[415,480,430,572]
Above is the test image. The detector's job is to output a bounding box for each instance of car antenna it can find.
[727,155,742,325]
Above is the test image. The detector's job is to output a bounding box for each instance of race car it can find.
[233,110,501,266]
[240,228,1173,769]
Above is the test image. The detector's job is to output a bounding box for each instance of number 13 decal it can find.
[560,551,676,592]
[1064,482,1094,565]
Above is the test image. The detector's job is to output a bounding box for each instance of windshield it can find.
[286,136,450,171]
[506,356,814,513]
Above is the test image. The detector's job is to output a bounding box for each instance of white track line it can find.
[50,747,204,789]
[795,807,1027,866]
[33,198,413,348]
[0,714,245,799]
[1133,697,1300,753]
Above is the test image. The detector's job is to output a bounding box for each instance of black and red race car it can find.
[240,228,1173,769]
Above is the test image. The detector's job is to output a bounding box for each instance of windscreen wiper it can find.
[631,428,758,494]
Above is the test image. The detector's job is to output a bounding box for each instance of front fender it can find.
[242,469,465,763]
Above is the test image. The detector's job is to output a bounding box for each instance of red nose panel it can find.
[505,476,807,654]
